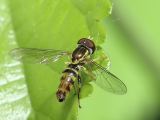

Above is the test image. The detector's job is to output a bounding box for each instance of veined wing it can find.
[86,60,127,95]
[10,48,71,64]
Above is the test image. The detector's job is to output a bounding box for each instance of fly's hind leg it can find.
[73,75,82,108]
[77,75,82,108]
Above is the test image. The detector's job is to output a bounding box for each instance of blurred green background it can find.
[0,0,160,120]
[79,0,160,120]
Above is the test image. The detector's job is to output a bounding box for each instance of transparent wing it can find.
[85,60,127,95]
[10,48,71,64]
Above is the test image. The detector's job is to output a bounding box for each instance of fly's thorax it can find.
[72,45,90,63]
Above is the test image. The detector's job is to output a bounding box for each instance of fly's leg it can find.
[73,76,82,108]
[77,75,82,108]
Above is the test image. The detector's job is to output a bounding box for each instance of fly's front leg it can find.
[77,75,82,108]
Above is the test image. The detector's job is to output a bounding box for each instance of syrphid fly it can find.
[10,38,127,108]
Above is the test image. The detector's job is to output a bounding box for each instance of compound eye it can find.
[78,38,96,54]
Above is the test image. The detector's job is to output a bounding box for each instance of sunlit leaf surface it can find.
[0,0,111,120]
[0,0,31,119]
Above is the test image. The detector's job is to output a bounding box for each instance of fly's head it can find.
[78,38,96,54]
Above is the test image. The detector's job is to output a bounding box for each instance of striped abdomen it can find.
[56,68,78,102]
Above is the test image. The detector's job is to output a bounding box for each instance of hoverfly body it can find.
[10,38,127,108]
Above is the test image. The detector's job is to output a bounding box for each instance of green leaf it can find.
[0,0,111,119]
[0,0,31,119]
